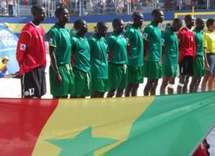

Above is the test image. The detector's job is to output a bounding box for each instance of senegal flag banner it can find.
[0,92,215,156]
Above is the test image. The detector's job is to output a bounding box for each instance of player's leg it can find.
[160,77,169,95]
[167,77,175,94]
[150,79,158,96]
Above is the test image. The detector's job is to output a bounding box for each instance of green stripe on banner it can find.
[106,92,215,156]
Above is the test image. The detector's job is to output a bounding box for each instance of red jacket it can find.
[16,22,46,75]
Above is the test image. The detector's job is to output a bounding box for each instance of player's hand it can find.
[56,73,62,84]
[205,63,210,71]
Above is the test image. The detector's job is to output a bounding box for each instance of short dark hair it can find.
[55,6,67,17]
[96,21,107,29]
[31,5,43,16]
[173,18,182,25]
[184,14,193,21]
[132,12,143,19]
[152,9,161,16]
[74,19,85,30]
[112,18,122,27]
[206,18,215,28]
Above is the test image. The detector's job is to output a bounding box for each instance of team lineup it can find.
[16,5,215,99]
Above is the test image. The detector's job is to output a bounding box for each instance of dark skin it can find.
[32,7,46,26]
[107,19,125,98]
[177,15,194,94]
[22,6,45,98]
[91,23,108,98]
[75,20,88,37]
[201,20,215,91]
[125,13,143,97]
[160,19,182,95]
[144,10,164,96]
[190,18,204,93]
[49,8,69,99]
[71,20,88,98]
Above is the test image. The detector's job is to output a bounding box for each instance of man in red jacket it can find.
[16,5,46,98]
[193,139,210,156]
[177,15,196,94]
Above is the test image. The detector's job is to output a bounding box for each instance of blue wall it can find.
[0,11,175,23]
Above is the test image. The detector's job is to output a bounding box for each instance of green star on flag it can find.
[49,127,116,156]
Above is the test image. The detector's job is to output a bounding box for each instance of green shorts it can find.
[144,61,162,79]
[127,65,144,84]
[49,64,74,97]
[108,63,128,91]
[193,56,205,77]
[162,63,179,77]
[91,78,108,93]
[73,68,91,97]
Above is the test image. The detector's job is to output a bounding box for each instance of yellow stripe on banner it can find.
[5,23,113,33]
[32,97,154,156]
[175,11,215,18]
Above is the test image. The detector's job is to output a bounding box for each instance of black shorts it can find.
[21,66,46,98]
[179,56,193,76]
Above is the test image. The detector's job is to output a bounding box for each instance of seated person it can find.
[0,56,9,78]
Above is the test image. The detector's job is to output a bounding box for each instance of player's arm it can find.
[106,36,114,62]
[193,33,197,58]
[88,38,93,62]
[124,29,132,55]
[203,33,209,70]
[48,31,62,84]
[143,27,150,60]
[177,30,184,63]
[16,31,31,67]
[162,31,167,56]
[71,37,77,65]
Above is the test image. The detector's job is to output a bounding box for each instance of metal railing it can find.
[0,0,215,17]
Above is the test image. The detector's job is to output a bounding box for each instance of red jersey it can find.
[16,22,46,75]
[178,27,196,63]
[192,143,209,156]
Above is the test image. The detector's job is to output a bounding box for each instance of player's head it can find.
[112,18,124,33]
[171,18,182,32]
[96,21,108,37]
[74,19,88,35]
[152,9,164,24]
[55,6,69,24]
[184,15,194,29]
[1,56,9,64]
[31,5,45,23]
[132,12,144,27]
[195,18,204,31]
[206,18,215,31]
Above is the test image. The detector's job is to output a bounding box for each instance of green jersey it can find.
[47,24,72,65]
[143,22,162,62]
[89,35,108,79]
[194,29,204,56]
[71,35,91,72]
[107,32,128,64]
[162,27,179,64]
[125,25,144,66]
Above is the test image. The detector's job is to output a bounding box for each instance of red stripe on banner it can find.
[0,98,58,156]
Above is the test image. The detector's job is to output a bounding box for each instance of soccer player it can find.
[190,18,205,92]
[143,9,164,96]
[89,22,108,98]
[47,6,74,98]
[124,12,144,97]
[201,18,215,91]
[177,15,196,94]
[107,18,128,97]
[16,5,46,98]
[160,18,182,95]
[71,19,91,98]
